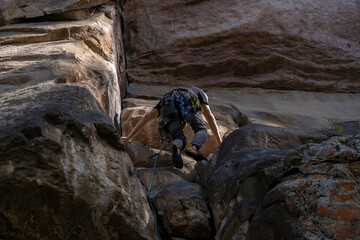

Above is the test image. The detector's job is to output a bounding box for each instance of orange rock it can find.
[349,162,360,177]
[321,149,335,158]
[334,206,360,222]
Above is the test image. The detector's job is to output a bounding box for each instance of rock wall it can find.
[0,1,158,239]
[0,1,125,119]
[0,85,155,239]
[118,14,360,240]
[249,135,360,240]
[1,0,360,239]
[121,0,360,92]
[123,123,360,239]
[119,0,360,155]
[198,125,360,240]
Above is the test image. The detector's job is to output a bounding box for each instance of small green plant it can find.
[328,118,344,143]
[328,118,343,133]
[336,125,343,133]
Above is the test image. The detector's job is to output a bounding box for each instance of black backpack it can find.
[161,93,180,122]
[158,90,202,142]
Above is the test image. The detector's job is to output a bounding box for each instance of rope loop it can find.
[146,143,170,240]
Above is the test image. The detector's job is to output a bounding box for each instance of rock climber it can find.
[121,86,222,168]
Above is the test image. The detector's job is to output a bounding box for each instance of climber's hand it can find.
[120,136,131,142]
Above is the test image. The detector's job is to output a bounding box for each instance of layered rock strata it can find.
[121,0,360,92]
[119,0,360,156]
[0,1,157,239]
[0,3,125,118]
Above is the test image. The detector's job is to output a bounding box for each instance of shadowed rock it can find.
[149,180,213,240]
[0,1,156,238]
[248,135,360,239]
[0,84,158,239]
[199,124,360,239]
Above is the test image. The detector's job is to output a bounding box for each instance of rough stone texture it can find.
[0,0,114,25]
[121,0,360,92]
[119,0,360,152]
[0,83,157,239]
[121,106,164,151]
[199,124,360,240]
[149,180,213,240]
[248,135,360,240]
[198,125,306,240]
[130,139,212,239]
[1,0,360,239]
[0,1,156,239]
[0,3,125,120]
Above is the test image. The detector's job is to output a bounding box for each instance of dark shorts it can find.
[166,112,207,150]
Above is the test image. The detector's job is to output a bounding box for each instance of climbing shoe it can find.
[171,145,183,169]
[185,147,208,161]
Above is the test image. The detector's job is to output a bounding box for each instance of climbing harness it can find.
[146,143,170,240]
[158,119,187,143]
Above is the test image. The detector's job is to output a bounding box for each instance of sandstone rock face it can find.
[129,141,213,239]
[125,142,196,176]
[0,3,125,120]
[199,124,360,239]
[121,0,360,92]
[1,0,360,239]
[119,0,360,149]
[0,84,156,239]
[0,0,112,25]
[0,1,157,239]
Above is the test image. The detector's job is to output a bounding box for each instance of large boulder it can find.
[130,141,213,239]
[148,180,213,240]
[0,84,157,239]
[199,124,360,239]
[248,135,360,239]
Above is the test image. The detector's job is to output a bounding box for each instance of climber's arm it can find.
[121,108,159,142]
[202,103,222,146]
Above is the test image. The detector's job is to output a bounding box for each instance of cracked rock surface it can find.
[199,124,360,240]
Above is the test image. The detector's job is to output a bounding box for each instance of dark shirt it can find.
[154,86,208,110]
